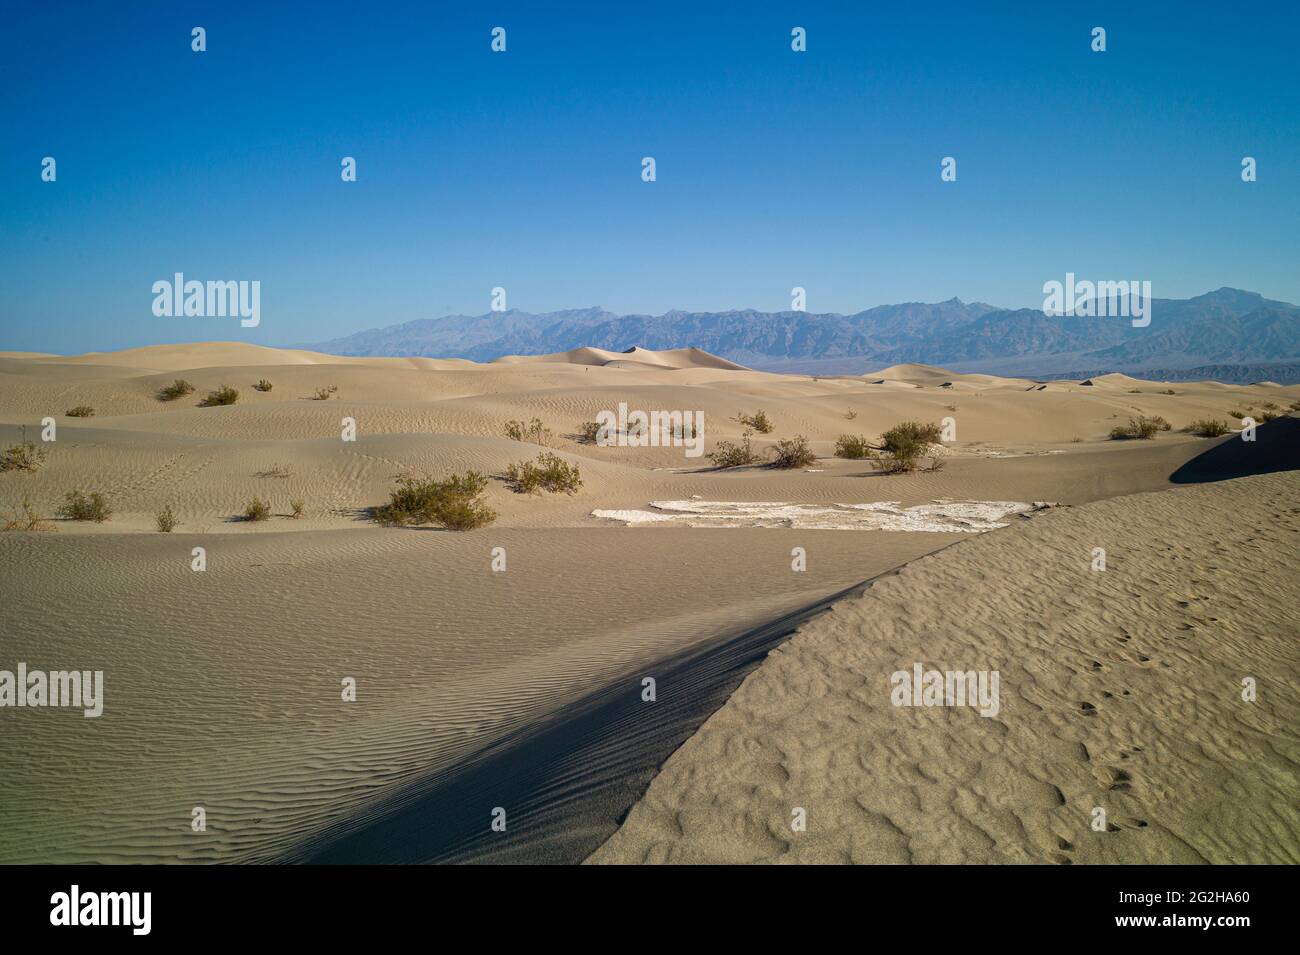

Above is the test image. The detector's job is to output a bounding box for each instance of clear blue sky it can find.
[2,1,1297,353]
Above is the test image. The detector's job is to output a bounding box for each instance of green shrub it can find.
[253,379,273,392]
[1109,416,1163,440]
[200,384,239,407]
[505,452,583,494]
[767,435,817,469]
[375,471,496,529]
[158,379,195,401]
[155,505,179,533]
[835,434,873,459]
[56,490,111,523]
[577,421,603,444]
[708,430,758,468]
[65,405,95,418]
[504,418,551,444]
[1187,419,1230,437]
[242,498,271,522]
[734,410,774,434]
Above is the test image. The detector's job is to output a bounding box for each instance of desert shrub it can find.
[1,429,47,472]
[1257,409,1279,422]
[835,434,873,459]
[708,430,758,468]
[2,496,55,532]
[290,499,305,519]
[56,490,111,523]
[1187,419,1230,437]
[1161,388,1177,395]
[375,471,496,529]
[242,498,271,522]
[1289,400,1300,412]
[256,463,292,479]
[200,384,239,407]
[844,409,858,421]
[767,435,817,469]
[923,456,946,472]
[311,385,339,400]
[734,410,774,434]
[577,421,603,444]
[504,418,551,444]
[1109,416,1163,440]
[155,505,179,532]
[506,452,583,494]
[1261,401,1279,410]
[881,421,941,456]
[253,379,273,392]
[944,404,958,412]
[872,449,919,474]
[1228,408,1245,418]
[158,379,195,401]
[65,405,95,418]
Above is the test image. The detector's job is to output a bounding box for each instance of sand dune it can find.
[1,341,1295,864]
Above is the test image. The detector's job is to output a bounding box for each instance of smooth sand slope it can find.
[1,342,1296,863]
[589,460,1300,864]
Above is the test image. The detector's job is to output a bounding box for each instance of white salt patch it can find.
[592,499,1052,532]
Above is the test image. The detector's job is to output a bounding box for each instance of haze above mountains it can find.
[305,288,1300,384]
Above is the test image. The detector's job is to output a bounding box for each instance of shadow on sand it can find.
[277,566,932,864]
[1169,415,1299,484]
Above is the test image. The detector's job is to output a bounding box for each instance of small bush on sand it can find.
[505,452,583,494]
[767,435,817,469]
[734,410,774,434]
[577,421,602,444]
[2,496,55,532]
[256,462,292,479]
[504,418,551,444]
[1228,408,1245,418]
[867,421,944,474]
[1187,419,1230,437]
[375,472,496,529]
[56,490,112,523]
[1257,409,1279,422]
[844,408,858,421]
[1289,400,1300,412]
[835,434,873,459]
[65,405,95,418]
[242,498,271,522]
[1109,416,1163,440]
[1161,388,1177,395]
[708,430,758,468]
[290,499,305,519]
[155,505,179,532]
[158,379,195,401]
[1,428,47,472]
[200,384,239,407]
[311,385,339,400]
[253,379,273,392]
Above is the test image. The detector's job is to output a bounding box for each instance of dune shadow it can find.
[1169,415,1299,484]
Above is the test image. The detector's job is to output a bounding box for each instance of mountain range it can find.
[303,287,1300,383]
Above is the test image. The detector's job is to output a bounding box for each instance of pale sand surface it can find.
[588,469,1300,864]
[1,342,1296,863]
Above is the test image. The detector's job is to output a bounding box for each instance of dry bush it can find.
[290,499,305,519]
[200,384,239,407]
[1109,416,1163,440]
[56,490,112,523]
[65,405,95,418]
[734,410,774,434]
[844,409,858,421]
[242,498,271,522]
[708,430,758,468]
[2,496,55,532]
[311,385,339,400]
[505,452,583,494]
[157,379,195,401]
[375,471,496,529]
[1,429,47,472]
[577,421,603,444]
[155,505,179,533]
[767,435,817,469]
[504,418,551,444]
[253,379,273,392]
[256,463,292,479]
[1187,419,1230,437]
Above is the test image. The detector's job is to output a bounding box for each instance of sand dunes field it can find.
[0,342,1296,863]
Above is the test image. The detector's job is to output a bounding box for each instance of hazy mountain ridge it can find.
[303,288,1300,383]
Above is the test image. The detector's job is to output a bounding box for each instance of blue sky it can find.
[2,1,1297,353]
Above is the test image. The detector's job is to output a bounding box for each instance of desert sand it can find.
[1,342,1296,863]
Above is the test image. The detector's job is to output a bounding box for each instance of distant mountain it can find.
[303,288,1300,383]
